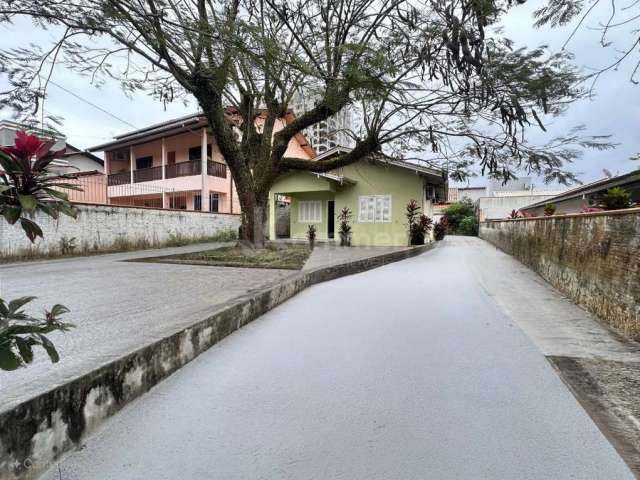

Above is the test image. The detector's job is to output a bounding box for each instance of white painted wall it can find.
[0,204,240,259]
[478,195,559,220]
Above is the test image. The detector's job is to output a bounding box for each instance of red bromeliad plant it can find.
[434,216,448,241]
[0,130,79,241]
[406,200,433,245]
[0,131,76,370]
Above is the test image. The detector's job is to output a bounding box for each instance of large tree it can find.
[0,0,609,246]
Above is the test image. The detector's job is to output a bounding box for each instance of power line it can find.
[46,78,138,129]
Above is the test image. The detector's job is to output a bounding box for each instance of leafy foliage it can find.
[533,0,640,85]
[544,203,556,216]
[0,297,73,370]
[434,217,448,241]
[0,131,76,370]
[406,199,433,245]
[601,187,632,210]
[307,224,317,247]
[0,131,78,241]
[443,199,476,231]
[458,216,479,236]
[337,207,352,247]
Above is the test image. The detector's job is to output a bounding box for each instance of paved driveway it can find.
[0,244,294,412]
[42,237,633,479]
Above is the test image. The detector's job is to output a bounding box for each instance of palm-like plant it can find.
[0,130,77,370]
[1,130,79,241]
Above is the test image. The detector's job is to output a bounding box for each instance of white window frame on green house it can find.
[358,195,392,223]
[298,200,322,223]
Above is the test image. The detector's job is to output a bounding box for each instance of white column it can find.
[268,194,276,240]
[129,146,134,185]
[161,137,167,209]
[201,128,209,211]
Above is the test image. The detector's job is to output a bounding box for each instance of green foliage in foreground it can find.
[1,131,76,370]
[0,297,73,370]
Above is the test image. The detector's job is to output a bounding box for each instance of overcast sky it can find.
[0,3,638,187]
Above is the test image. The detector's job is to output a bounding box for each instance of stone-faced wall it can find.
[0,203,240,260]
[479,209,640,340]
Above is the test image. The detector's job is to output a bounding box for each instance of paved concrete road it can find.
[0,244,294,412]
[43,237,633,479]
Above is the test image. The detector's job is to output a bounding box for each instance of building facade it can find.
[519,170,640,216]
[268,147,447,246]
[90,112,315,212]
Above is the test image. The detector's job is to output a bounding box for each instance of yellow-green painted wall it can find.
[270,161,427,246]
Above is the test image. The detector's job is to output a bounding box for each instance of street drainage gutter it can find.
[0,242,434,480]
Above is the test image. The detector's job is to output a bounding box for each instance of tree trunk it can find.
[239,196,268,248]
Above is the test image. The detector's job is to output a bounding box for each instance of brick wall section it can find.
[0,203,240,260]
[479,208,640,340]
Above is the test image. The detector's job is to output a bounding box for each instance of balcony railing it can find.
[108,171,131,186]
[166,159,201,178]
[207,161,227,178]
[134,165,163,183]
[108,159,227,185]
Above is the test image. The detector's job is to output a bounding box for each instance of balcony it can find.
[108,160,227,186]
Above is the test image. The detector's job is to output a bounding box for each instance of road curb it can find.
[0,242,434,480]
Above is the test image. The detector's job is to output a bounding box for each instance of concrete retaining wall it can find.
[0,243,433,480]
[480,208,640,340]
[0,203,240,260]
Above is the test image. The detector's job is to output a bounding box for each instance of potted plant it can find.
[434,217,448,241]
[544,203,556,216]
[337,207,352,246]
[406,200,433,245]
[307,224,316,249]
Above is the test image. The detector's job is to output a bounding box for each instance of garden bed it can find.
[139,243,311,270]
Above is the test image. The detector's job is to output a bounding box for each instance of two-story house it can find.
[90,111,316,213]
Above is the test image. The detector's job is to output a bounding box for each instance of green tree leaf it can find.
[0,345,22,371]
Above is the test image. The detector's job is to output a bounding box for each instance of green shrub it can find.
[602,187,632,210]
[458,216,479,236]
[544,203,556,216]
[443,199,475,232]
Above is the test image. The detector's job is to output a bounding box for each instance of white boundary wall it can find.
[0,203,240,259]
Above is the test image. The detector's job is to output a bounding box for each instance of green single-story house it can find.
[268,147,448,246]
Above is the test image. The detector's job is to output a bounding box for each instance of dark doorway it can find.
[328,200,335,239]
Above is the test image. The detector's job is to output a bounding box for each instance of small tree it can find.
[443,199,476,232]
[0,131,77,370]
[337,207,352,247]
[458,216,479,236]
[602,187,632,210]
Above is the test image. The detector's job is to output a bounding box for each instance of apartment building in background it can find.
[291,90,354,154]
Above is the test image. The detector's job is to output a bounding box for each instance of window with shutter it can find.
[358,195,392,223]
[298,201,322,223]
